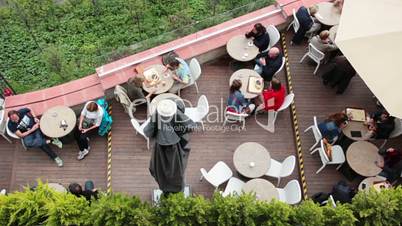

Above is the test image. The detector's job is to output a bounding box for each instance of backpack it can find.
[96,98,112,136]
[331,180,355,203]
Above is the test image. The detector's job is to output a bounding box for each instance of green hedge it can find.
[2,182,402,226]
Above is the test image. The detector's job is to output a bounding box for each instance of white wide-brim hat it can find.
[157,99,177,118]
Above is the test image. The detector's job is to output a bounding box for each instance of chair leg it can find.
[336,163,343,170]
[299,54,308,63]
[309,140,319,151]
[199,175,204,181]
[286,21,294,31]
[146,138,150,150]
[311,147,320,154]
[178,89,181,97]
[201,121,205,131]
[316,164,326,174]
[277,177,281,187]
[194,82,199,93]
[1,133,12,143]
[314,62,321,74]
[304,126,312,133]
[21,139,27,150]
[380,139,388,149]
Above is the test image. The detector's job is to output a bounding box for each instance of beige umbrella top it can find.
[335,0,402,118]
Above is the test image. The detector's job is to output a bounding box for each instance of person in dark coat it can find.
[320,56,356,94]
[254,47,283,85]
[291,5,321,45]
[245,23,270,52]
[365,110,395,139]
[376,148,402,182]
[144,99,196,196]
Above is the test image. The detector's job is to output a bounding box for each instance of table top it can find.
[142,64,174,94]
[149,93,182,115]
[48,183,67,193]
[358,176,390,191]
[226,35,259,62]
[342,121,370,141]
[315,2,341,26]
[243,178,279,202]
[233,142,270,178]
[40,106,76,138]
[229,69,262,99]
[346,141,383,177]
[329,25,338,41]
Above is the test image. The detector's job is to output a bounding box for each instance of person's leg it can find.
[39,144,58,160]
[254,64,262,74]
[292,27,308,44]
[74,129,88,152]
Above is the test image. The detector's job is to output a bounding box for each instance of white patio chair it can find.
[380,118,402,148]
[312,139,345,174]
[266,25,280,50]
[115,85,149,118]
[0,103,11,143]
[304,116,323,152]
[130,117,150,150]
[272,93,295,131]
[221,177,245,197]
[178,58,201,96]
[6,118,27,150]
[287,9,300,33]
[277,179,302,205]
[299,43,325,74]
[222,111,248,131]
[273,57,286,76]
[200,161,233,189]
[265,155,296,186]
[184,95,209,131]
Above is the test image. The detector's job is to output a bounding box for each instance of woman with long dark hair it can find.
[245,23,270,52]
[226,79,255,114]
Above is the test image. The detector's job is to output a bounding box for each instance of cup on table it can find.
[247,41,253,47]
[249,162,255,168]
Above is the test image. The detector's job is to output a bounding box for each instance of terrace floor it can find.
[1,31,402,200]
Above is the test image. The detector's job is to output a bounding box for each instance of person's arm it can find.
[78,115,84,131]
[236,92,249,107]
[261,64,276,80]
[256,51,268,59]
[82,110,103,133]
[15,123,40,138]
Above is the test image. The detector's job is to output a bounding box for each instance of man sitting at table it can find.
[245,23,270,52]
[365,109,395,140]
[254,47,283,85]
[167,58,191,94]
[7,108,63,167]
[310,30,338,54]
[259,78,286,112]
[376,147,402,182]
[291,5,321,45]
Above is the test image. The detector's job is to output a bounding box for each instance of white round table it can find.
[233,142,270,178]
[40,106,76,138]
[226,35,259,62]
[48,183,67,193]
[342,121,369,141]
[243,178,279,202]
[358,176,390,192]
[229,69,262,99]
[346,141,383,177]
[142,64,174,94]
[315,2,342,26]
[149,93,183,115]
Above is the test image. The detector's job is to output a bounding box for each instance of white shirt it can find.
[81,101,104,127]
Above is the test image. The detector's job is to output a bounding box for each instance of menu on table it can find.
[346,108,366,122]
[247,77,263,94]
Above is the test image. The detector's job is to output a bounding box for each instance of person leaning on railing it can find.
[245,23,270,52]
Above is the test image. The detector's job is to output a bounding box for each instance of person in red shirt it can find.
[261,78,286,111]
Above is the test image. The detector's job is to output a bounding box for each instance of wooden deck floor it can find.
[1,31,402,201]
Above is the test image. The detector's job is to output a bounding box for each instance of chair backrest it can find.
[308,43,325,61]
[130,117,145,136]
[201,161,233,187]
[277,93,294,112]
[114,85,132,112]
[128,98,148,120]
[222,177,245,197]
[0,108,6,132]
[312,116,323,142]
[266,25,280,49]
[280,155,296,177]
[319,139,330,163]
[274,57,286,76]
[390,118,402,138]
[284,179,302,204]
[196,95,209,117]
[189,58,202,84]
[225,111,248,122]
[5,118,19,139]
[292,9,300,32]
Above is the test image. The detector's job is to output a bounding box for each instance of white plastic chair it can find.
[274,57,286,76]
[277,179,302,205]
[265,155,296,186]
[223,111,248,131]
[312,139,345,174]
[221,177,245,197]
[287,9,300,33]
[299,43,325,74]
[272,93,295,131]
[184,95,209,131]
[304,116,323,152]
[130,118,150,150]
[5,118,27,150]
[0,105,11,143]
[266,25,280,50]
[200,161,233,189]
[178,58,201,96]
[380,118,402,148]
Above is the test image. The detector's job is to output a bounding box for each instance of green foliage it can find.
[0,0,274,93]
[322,202,356,226]
[292,200,324,226]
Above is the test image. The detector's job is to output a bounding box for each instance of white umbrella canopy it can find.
[335,0,402,118]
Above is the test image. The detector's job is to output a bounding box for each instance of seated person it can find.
[321,56,356,94]
[318,112,348,143]
[310,30,338,53]
[365,110,395,139]
[254,47,283,84]
[245,23,270,52]
[7,108,63,167]
[226,79,255,114]
[260,78,286,111]
[167,58,191,94]
[292,5,321,45]
[127,67,154,100]
[75,101,104,160]
[68,181,98,201]
[376,148,402,182]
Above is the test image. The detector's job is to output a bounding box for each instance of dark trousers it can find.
[23,130,58,159]
[74,128,95,151]
[292,27,308,44]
